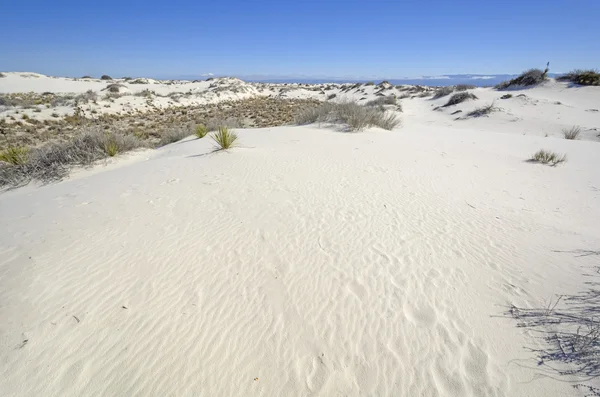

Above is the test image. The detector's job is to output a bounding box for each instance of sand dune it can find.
[1,74,600,396]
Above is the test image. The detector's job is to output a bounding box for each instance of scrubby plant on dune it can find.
[0,146,29,165]
[443,92,478,107]
[562,125,581,140]
[557,69,600,86]
[466,103,496,118]
[365,96,398,107]
[529,149,567,166]
[159,125,193,145]
[0,127,147,188]
[100,75,113,80]
[432,86,454,99]
[195,124,208,138]
[455,84,476,91]
[295,101,400,131]
[0,73,6,78]
[496,66,549,89]
[211,126,238,150]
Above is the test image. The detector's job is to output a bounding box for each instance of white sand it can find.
[1,75,600,396]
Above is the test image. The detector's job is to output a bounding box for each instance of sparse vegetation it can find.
[105,83,125,93]
[100,75,113,80]
[466,103,496,118]
[500,94,513,99]
[0,73,6,78]
[365,81,375,86]
[75,90,98,104]
[205,117,241,132]
[432,86,454,99]
[211,126,238,150]
[365,96,397,107]
[557,69,600,86]
[327,93,337,100]
[529,149,567,165]
[81,75,93,79]
[295,101,400,131]
[130,79,148,84]
[496,68,548,89]
[195,124,208,138]
[443,92,478,107]
[159,125,192,145]
[0,146,29,165]
[562,126,581,140]
[0,128,147,187]
[455,84,476,91]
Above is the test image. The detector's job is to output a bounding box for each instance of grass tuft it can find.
[443,92,478,107]
[295,101,400,131]
[466,103,496,118]
[562,125,581,140]
[529,149,567,166]
[211,126,238,150]
[432,86,454,99]
[557,69,600,86]
[496,68,548,89]
[0,146,29,165]
[455,84,476,91]
[195,124,208,138]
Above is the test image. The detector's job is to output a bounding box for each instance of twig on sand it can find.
[466,202,476,209]
[72,315,80,323]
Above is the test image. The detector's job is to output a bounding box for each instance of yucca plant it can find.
[103,135,120,157]
[0,146,29,165]
[211,126,238,150]
[195,124,208,138]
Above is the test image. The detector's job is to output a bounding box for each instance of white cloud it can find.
[201,73,214,77]
[470,76,496,80]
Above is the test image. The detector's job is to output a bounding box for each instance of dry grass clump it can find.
[432,86,454,99]
[159,125,193,145]
[466,103,496,118]
[455,84,476,91]
[443,92,478,107]
[295,101,400,131]
[211,126,238,150]
[75,90,98,104]
[365,96,397,107]
[195,124,208,138]
[557,69,600,86]
[205,117,242,132]
[0,146,29,165]
[0,127,147,188]
[562,125,581,140]
[104,83,126,93]
[529,149,567,166]
[496,68,548,89]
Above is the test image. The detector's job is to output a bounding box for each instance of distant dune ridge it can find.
[0,70,599,396]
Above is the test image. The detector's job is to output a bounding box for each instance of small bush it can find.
[205,117,241,132]
[75,89,98,103]
[365,81,375,86]
[211,126,238,150]
[105,83,125,93]
[0,73,6,78]
[455,84,476,91]
[501,94,513,99]
[443,92,478,107]
[295,101,400,131]
[195,124,208,138]
[159,125,192,145]
[365,96,397,107]
[22,114,30,120]
[529,149,567,166]
[130,79,147,84]
[327,93,337,100]
[496,68,547,89]
[81,75,93,79]
[0,147,29,165]
[100,75,113,80]
[557,69,600,86]
[562,126,581,140]
[466,103,496,118]
[432,86,454,99]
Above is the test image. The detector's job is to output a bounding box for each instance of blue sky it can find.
[1,0,598,79]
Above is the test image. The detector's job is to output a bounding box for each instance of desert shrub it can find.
[295,101,400,131]
[133,89,154,98]
[0,146,29,165]
[50,94,76,107]
[327,93,337,100]
[195,125,208,138]
[365,81,375,86]
[205,117,241,132]
[130,79,147,84]
[501,94,513,99]
[105,83,125,93]
[417,92,432,98]
[100,75,113,80]
[443,92,478,107]
[81,75,93,79]
[557,69,600,86]
[529,149,567,166]
[365,96,397,107]
[159,125,192,145]
[466,103,496,117]
[455,84,476,91]
[0,128,147,187]
[211,126,238,150]
[0,73,6,78]
[562,125,581,140]
[496,68,547,89]
[432,86,454,99]
[75,90,98,104]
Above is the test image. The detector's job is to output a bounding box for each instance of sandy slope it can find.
[1,123,599,396]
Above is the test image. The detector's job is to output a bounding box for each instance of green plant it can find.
[211,126,238,150]
[103,137,120,157]
[557,69,600,86]
[562,126,581,140]
[21,114,30,120]
[529,149,567,166]
[195,124,208,138]
[0,146,29,165]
